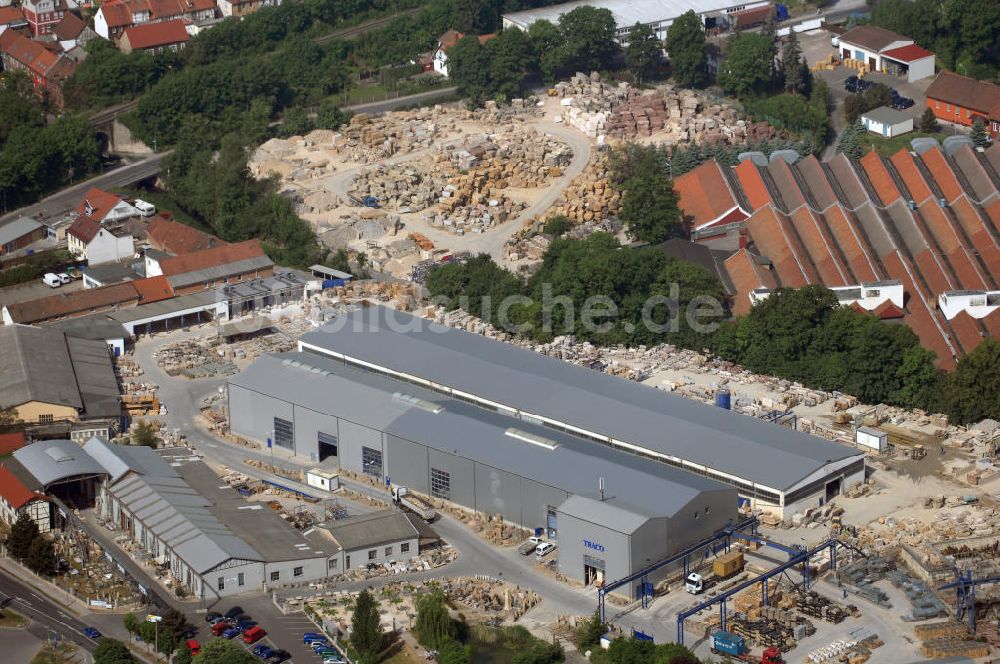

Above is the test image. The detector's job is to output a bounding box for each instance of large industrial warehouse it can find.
[228,305,865,591]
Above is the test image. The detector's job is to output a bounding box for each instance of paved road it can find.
[342,86,458,115]
[0,152,169,226]
[0,567,100,655]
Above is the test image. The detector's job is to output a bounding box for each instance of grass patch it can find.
[863,131,946,157]
[30,643,77,664]
[112,187,213,233]
[0,608,27,628]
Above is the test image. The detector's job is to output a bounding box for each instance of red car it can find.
[211,621,229,637]
[243,626,267,644]
[187,639,201,656]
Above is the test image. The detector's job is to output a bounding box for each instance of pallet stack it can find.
[919,638,989,659]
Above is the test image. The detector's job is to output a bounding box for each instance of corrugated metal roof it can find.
[0,216,43,246]
[231,352,735,520]
[0,324,82,411]
[324,509,419,551]
[12,439,107,488]
[556,494,651,534]
[298,306,862,492]
[503,0,745,30]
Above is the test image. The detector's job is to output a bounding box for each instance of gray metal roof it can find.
[111,289,225,324]
[43,314,128,342]
[556,494,652,534]
[0,216,43,246]
[166,255,274,289]
[65,336,120,418]
[12,439,107,488]
[862,106,912,126]
[0,325,83,411]
[80,262,141,286]
[324,509,419,551]
[231,352,734,521]
[503,0,740,30]
[299,306,862,491]
[83,437,178,482]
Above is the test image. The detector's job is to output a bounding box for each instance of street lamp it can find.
[147,614,162,661]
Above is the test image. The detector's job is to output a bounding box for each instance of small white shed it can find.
[306,468,340,492]
[862,106,914,138]
[856,426,888,453]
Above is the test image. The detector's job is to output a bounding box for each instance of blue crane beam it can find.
[939,572,1000,632]
[597,516,758,623]
[676,538,840,645]
[731,531,803,557]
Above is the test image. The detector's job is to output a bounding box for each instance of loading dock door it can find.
[825,477,842,502]
[584,554,605,586]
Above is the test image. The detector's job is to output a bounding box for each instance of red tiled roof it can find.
[0,463,45,510]
[949,310,985,356]
[75,187,125,220]
[132,275,173,303]
[675,160,741,228]
[67,214,102,244]
[925,71,1000,117]
[747,207,815,287]
[122,18,188,50]
[822,207,881,283]
[839,25,910,52]
[53,11,85,39]
[919,147,964,201]
[6,282,140,323]
[146,216,225,255]
[724,248,776,316]
[881,44,933,63]
[437,29,496,51]
[0,6,26,25]
[0,432,26,456]
[788,207,849,286]
[0,32,58,79]
[99,0,136,28]
[158,238,268,277]
[733,160,771,211]
[888,150,931,201]
[873,300,905,320]
[859,151,901,204]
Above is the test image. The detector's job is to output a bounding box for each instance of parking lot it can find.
[0,273,83,308]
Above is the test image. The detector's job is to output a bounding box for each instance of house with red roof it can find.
[0,6,29,30]
[95,0,215,41]
[75,188,140,225]
[146,216,226,256]
[0,30,75,107]
[0,432,27,456]
[217,0,281,18]
[836,25,935,82]
[0,463,49,532]
[925,71,1000,137]
[145,239,274,295]
[20,0,66,36]
[67,215,135,265]
[433,29,496,78]
[119,18,189,54]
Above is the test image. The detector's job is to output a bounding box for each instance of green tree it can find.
[454,0,497,34]
[0,406,22,432]
[26,536,56,576]
[919,107,939,133]
[552,6,617,77]
[7,512,38,562]
[543,216,572,237]
[176,642,194,664]
[486,28,533,101]
[574,611,605,651]
[625,22,660,85]
[414,591,456,650]
[971,116,990,148]
[350,590,382,661]
[94,637,137,664]
[527,20,562,82]
[438,636,472,664]
[448,34,491,105]
[717,33,775,97]
[278,106,315,138]
[131,420,159,448]
[316,99,350,130]
[836,120,866,160]
[192,638,258,664]
[943,339,1000,425]
[161,608,193,653]
[513,639,564,664]
[781,29,804,94]
[620,171,683,243]
[664,10,707,88]
[123,612,139,638]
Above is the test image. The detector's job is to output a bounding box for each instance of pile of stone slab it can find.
[543,152,619,223]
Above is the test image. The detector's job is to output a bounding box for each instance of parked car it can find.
[323,656,346,664]
[314,642,336,653]
[222,627,241,639]
[83,627,101,639]
[303,633,326,642]
[42,273,61,288]
[893,97,915,110]
[844,75,859,92]
[205,612,222,623]
[57,273,71,284]
[243,626,267,644]
[253,644,274,659]
[187,640,201,656]
[211,622,230,637]
[535,541,556,558]
[224,606,244,620]
[236,620,257,631]
[304,636,329,646]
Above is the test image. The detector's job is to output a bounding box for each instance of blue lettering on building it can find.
[583,539,605,552]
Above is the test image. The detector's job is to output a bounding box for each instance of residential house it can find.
[0,6,28,30]
[0,30,75,107]
[925,71,1000,137]
[0,216,47,256]
[836,25,935,82]
[75,188,140,225]
[216,0,280,18]
[119,18,189,54]
[146,216,225,255]
[19,0,66,36]
[0,324,120,424]
[861,106,914,138]
[53,12,96,48]
[145,239,274,295]
[0,464,50,532]
[67,215,135,265]
[433,29,495,78]
[94,0,215,42]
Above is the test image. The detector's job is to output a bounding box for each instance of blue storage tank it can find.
[715,389,731,410]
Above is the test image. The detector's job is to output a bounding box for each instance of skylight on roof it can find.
[45,447,73,462]
[393,392,443,414]
[505,428,559,450]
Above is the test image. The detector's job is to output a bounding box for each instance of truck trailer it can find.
[391,485,437,521]
[711,631,782,663]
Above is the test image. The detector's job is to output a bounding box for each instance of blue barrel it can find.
[715,389,731,410]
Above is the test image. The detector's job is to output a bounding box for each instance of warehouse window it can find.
[273,417,294,450]
[217,577,224,591]
[430,468,450,500]
[329,559,338,570]
[270,571,279,581]
[368,549,377,560]
[385,546,392,556]
[38,414,53,424]
[362,446,383,478]
[238,572,245,587]
[294,566,303,577]
[401,543,410,553]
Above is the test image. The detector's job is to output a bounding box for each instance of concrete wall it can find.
[86,230,134,265]
[207,560,266,597]
[555,509,634,590]
[263,556,329,589]
[335,536,419,572]
[15,401,78,424]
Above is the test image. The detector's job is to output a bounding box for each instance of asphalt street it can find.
[0,566,100,655]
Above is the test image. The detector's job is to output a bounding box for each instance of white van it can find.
[43,273,62,288]
[134,199,156,217]
[535,542,556,558]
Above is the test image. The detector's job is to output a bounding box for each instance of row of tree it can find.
[7,513,57,576]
